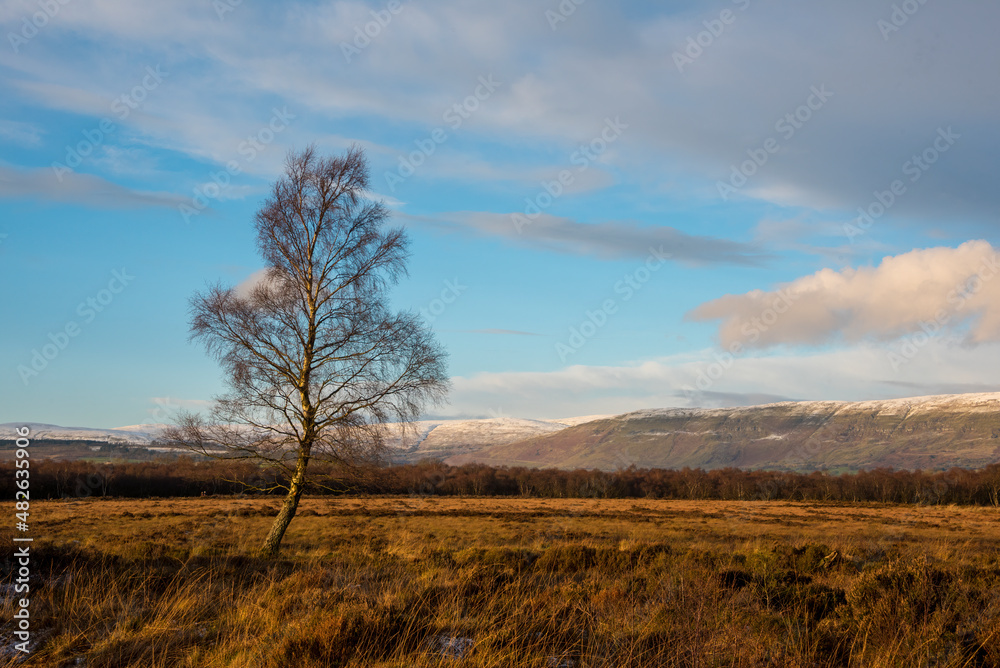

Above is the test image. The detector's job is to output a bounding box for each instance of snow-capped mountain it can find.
[0,416,609,461]
[7,393,1000,472]
[0,422,168,445]
[447,393,1000,472]
[388,417,591,462]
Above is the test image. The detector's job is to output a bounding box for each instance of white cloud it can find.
[689,241,1000,348]
[441,340,1000,419]
[233,268,273,299]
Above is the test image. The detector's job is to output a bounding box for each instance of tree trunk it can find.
[259,447,310,557]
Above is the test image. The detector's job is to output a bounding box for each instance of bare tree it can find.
[165,145,448,557]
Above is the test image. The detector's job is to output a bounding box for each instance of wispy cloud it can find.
[0,165,190,209]
[460,328,541,336]
[407,211,769,265]
[0,120,43,146]
[750,216,885,262]
[4,1,999,221]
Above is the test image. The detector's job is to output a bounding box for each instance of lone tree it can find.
[166,146,449,557]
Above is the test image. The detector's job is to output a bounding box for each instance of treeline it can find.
[4,458,1000,506]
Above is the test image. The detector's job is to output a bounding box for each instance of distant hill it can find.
[0,422,167,445]
[8,394,1000,472]
[0,417,606,462]
[444,394,1000,473]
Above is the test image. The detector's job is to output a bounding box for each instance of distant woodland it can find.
[3,457,1000,505]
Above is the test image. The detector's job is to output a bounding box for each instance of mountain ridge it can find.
[5,393,1000,471]
[445,393,1000,473]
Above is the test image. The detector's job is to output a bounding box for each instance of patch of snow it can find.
[620,392,1000,420]
[0,422,163,445]
[430,634,474,659]
[549,414,614,427]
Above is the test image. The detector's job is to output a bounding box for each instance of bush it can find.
[782,542,834,575]
[846,557,953,624]
[537,544,597,573]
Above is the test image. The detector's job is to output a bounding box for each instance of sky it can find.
[1,0,999,428]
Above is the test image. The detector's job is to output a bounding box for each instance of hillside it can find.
[0,422,167,445]
[390,417,571,462]
[445,394,1000,473]
[9,394,1000,472]
[1,417,600,462]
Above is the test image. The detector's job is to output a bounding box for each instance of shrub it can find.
[845,557,953,625]
[537,544,597,573]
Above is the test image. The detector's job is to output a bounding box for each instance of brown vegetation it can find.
[2,496,999,666]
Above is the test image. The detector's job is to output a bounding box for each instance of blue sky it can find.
[2,0,1000,427]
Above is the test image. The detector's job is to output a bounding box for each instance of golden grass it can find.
[2,496,999,667]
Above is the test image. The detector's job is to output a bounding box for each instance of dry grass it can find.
[3,496,999,667]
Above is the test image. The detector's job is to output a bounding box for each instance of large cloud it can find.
[688,241,1000,348]
[3,0,999,222]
